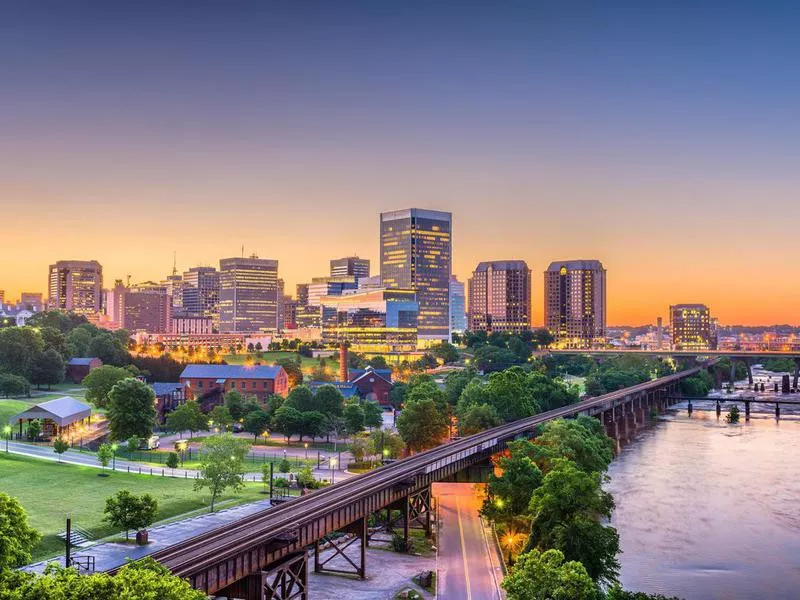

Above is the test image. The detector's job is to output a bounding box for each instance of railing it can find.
[68,554,96,574]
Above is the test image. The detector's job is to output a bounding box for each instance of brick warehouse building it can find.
[180,364,289,409]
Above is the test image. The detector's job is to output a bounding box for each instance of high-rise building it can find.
[330,256,370,280]
[544,260,606,348]
[281,295,298,330]
[307,276,359,307]
[449,275,467,334]
[164,274,186,317]
[380,208,452,343]
[468,261,531,333]
[296,284,309,307]
[122,282,172,333]
[183,267,220,326]
[219,256,279,333]
[18,292,43,313]
[0,290,4,306]
[670,304,713,350]
[48,260,103,315]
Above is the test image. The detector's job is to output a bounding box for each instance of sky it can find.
[2,1,800,326]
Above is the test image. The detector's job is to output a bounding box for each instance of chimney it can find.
[339,344,349,382]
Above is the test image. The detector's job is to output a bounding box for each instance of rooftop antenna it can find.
[126,274,131,287]
[172,251,177,276]
[242,244,244,258]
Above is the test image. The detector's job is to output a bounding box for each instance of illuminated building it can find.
[380,208,452,344]
[449,275,467,334]
[181,364,289,405]
[47,260,103,315]
[219,256,279,333]
[320,288,419,353]
[544,260,606,348]
[171,316,213,335]
[295,304,321,328]
[307,276,359,307]
[296,283,309,306]
[330,256,370,280]
[182,267,220,327]
[670,304,714,350]
[18,292,43,313]
[468,260,531,333]
[121,282,172,333]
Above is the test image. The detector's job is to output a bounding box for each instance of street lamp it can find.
[3,425,11,453]
[330,457,337,484]
[111,443,118,471]
[304,442,308,460]
[382,447,390,461]
[262,430,269,446]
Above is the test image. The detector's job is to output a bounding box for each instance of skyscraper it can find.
[330,256,370,280]
[670,304,713,350]
[449,275,467,334]
[121,282,172,333]
[544,260,606,348]
[183,267,220,325]
[380,208,452,343]
[468,260,531,333]
[48,260,103,315]
[218,256,279,333]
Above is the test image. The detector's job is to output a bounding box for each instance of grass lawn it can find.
[223,351,339,372]
[0,399,36,428]
[0,453,268,561]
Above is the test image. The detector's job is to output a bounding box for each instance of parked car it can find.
[139,435,160,450]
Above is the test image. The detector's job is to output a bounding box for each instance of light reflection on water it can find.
[606,403,800,600]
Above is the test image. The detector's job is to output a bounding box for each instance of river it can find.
[606,399,800,600]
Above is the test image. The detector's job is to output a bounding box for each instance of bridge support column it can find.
[745,400,751,420]
[218,552,308,600]
[794,359,800,391]
[746,359,754,385]
[730,362,737,387]
[776,403,781,420]
[314,516,367,580]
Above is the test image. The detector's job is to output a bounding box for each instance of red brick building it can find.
[66,357,102,383]
[348,367,393,406]
[180,364,288,408]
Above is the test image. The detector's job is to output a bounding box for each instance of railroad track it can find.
[138,365,705,577]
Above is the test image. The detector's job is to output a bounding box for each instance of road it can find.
[433,482,503,600]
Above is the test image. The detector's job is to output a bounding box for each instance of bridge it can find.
[548,349,800,389]
[114,365,707,599]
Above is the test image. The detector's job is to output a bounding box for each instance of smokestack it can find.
[339,344,349,382]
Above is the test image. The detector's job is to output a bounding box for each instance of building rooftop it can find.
[546,260,605,272]
[67,357,99,366]
[306,381,360,398]
[8,396,92,427]
[474,260,529,272]
[151,382,184,396]
[180,364,284,380]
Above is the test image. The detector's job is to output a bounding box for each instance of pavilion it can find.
[8,396,92,439]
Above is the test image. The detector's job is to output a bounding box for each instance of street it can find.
[433,482,503,600]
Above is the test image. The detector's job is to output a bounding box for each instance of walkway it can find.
[433,483,503,600]
[24,499,276,574]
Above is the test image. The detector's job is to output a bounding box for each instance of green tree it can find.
[444,367,477,405]
[52,438,69,462]
[458,403,502,436]
[300,410,327,441]
[165,401,205,438]
[224,390,246,421]
[502,548,601,600]
[313,384,345,417]
[484,439,543,521]
[166,452,180,470]
[535,417,615,475]
[243,409,271,441]
[194,434,249,512]
[388,381,407,408]
[65,325,93,357]
[29,348,65,389]
[275,357,303,388]
[362,401,384,430]
[343,403,365,435]
[126,435,141,453]
[349,436,369,463]
[473,344,519,373]
[103,489,158,539]
[0,492,41,569]
[431,341,459,364]
[82,365,131,408]
[0,373,30,398]
[405,380,448,412]
[606,585,683,600]
[88,332,129,366]
[284,385,315,412]
[208,405,234,431]
[97,443,114,471]
[396,398,449,452]
[271,405,304,442]
[0,326,43,378]
[25,420,41,441]
[680,371,713,397]
[107,378,157,441]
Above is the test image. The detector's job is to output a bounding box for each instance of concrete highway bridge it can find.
[548,349,800,389]
[113,365,708,599]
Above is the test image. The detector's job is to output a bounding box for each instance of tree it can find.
[275,357,303,388]
[97,443,114,471]
[243,409,271,441]
[680,371,713,397]
[166,401,205,438]
[484,439,543,522]
[368,428,405,459]
[343,403,365,435]
[166,452,180,470]
[194,434,249,512]
[473,344,519,373]
[126,435,141,453]
[0,326,43,378]
[300,410,327,441]
[405,380,447,412]
[0,373,30,398]
[66,325,93,357]
[431,341,459,364]
[313,384,345,417]
[349,436,369,463]
[362,401,384,430]
[459,403,502,436]
[527,459,619,584]
[271,405,304,442]
[396,398,449,452]
[534,417,615,475]
[82,365,132,408]
[29,348,65,389]
[88,332,129,366]
[103,489,158,539]
[444,367,477,405]
[606,585,683,600]
[0,492,41,569]
[284,385,315,412]
[224,390,246,421]
[502,548,600,600]
[107,378,157,441]
[388,381,407,409]
[53,438,69,462]
[208,405,234,431]
[26,420,41,441]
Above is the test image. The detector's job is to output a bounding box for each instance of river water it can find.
[606,400,800,600]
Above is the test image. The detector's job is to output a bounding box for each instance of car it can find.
[139,435,160,450]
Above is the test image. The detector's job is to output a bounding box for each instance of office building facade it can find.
[670,304,714,350]
[380,208,452,344]
[330,256,370,280]
[544,260,606,348]
[449,275,467,334]
[122,282,172,333]
[468,260,531,333]
[48,260,103,315]
[182,267,220,324]
[219,256,279,333]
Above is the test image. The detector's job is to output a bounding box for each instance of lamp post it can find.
[382,447,389,463]
[304,442,308,460]
[111,443,118,471]
[330,457,337,484]
[3,425,11,453]
[262,430,269,446]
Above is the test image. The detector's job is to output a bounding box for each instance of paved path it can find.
[433,483,503,600]
[24,499,277,574]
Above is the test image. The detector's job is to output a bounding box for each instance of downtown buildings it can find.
[47,260,103,316]
[218,256,280,333]
[380,208,452,344]
[449,275,467,334]
[670,304,715,350]
[544,260,607,348]
[468,260,531,333]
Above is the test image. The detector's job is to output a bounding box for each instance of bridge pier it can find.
[216,551,308,600]
[794,359,800,391]
[314,517,367,580]
[745,400,751,420]
[776,403,781,420]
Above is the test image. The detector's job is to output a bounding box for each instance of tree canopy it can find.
[107,378,157,441]
[82,366,132,408]
[194,434,249,512]
[0,493,41,569]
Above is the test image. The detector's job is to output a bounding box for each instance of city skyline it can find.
[4,3,800,325]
